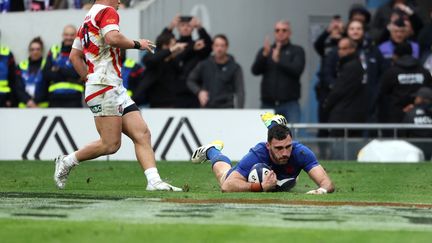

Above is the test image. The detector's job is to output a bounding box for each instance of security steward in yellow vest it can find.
[0,44,31,107]
[16,37,47,108]
[37,25,83,107]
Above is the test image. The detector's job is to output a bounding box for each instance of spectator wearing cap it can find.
[371,0,424,44]
[402,87,432,159]
[379,17,420,66]
[378,42,432,124]
[160,15,212,108]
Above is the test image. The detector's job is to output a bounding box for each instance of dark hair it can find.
[339,37,358,50]
[349,4,371,24]
[156,32,175,50]
[267,124,292,142]
[394,42,412,57]
[213,34,229,46]
[29,36,44,51]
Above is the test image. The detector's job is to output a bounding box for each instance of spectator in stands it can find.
[252,20,305,123]
[15,37,45,108]
[323,37,367,137]
[371,0,424,44]
[349,4,372,29]
[0,0,25,12]
[378,42,432,124]
[0,38,19,107]
[321,20,384,123]
[402,87,432,159]
[142,31,187,108]
[379,18,420,64]
[161,15,212,108]
[313,15,344,160]
[187,34,244,108]
[36,25,83,107]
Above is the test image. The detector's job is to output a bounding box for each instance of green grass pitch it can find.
[1,161,432,242]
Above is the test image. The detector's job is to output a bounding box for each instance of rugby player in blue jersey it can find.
[191,112,334,193]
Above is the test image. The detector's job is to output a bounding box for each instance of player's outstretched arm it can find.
[104,31,155,52]
[306,165,335,194]
[221,171,276,192]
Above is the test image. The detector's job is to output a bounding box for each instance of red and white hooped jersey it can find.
[72,4,123,87]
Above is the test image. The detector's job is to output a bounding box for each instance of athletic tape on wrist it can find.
[250,183,263,192]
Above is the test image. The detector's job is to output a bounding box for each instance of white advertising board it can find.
[0,109,271,161]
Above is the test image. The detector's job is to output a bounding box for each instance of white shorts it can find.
[84,84,134,117]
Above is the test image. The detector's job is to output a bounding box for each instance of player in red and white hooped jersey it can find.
[74,3,123,87]
[53,0,183,192]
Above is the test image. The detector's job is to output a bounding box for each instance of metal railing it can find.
[287,124,432,161]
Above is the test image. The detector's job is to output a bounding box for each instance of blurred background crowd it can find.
[0,0,431,138]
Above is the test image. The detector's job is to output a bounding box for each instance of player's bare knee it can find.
[134,128,151,144]
[102,140,121,155]
[220,181,231,193]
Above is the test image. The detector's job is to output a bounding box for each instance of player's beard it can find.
[270,149,289,164]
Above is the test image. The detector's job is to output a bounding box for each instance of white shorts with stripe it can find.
[84,84,134,117]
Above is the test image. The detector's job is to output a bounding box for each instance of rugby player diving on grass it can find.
[191,113,335,194]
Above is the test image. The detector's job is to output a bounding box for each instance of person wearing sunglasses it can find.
[252,20,305,123]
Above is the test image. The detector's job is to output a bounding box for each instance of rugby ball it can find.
[248,163,271,183]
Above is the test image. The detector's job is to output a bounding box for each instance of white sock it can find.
[144,167,161,184]
[64,152,79,167]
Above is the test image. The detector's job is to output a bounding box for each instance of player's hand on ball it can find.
[306,188,327,195]
[261,170,277,192]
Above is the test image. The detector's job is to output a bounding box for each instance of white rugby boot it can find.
[146,180,183,191]
[54,155,77,189]
[191,140,224,164]
[260,112,288,128]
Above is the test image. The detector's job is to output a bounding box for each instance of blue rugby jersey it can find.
[228,141,319,180]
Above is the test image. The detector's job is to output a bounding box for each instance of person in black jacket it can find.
[141,31,187,108]
[321,20,384,124]
[251,20,305,123]
[402,87,432,159]
[378,42,432,124]
[324,37,367,137]
[187,34,244,108]
[161,15,213,108]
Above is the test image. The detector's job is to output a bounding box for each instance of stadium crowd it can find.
[0,0,142,11]
[0,0,431,130]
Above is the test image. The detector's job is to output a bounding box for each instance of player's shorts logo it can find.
[90,104,102,113]
[118,105,123,114]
